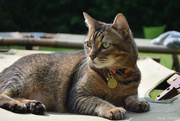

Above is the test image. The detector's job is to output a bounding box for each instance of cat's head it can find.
[83,12,138,70]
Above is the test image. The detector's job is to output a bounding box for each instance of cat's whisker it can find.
[71,58,87,74]
[118,52,137,59]
[102,68,107,79]
[78,62,87,77]
[102,68,110,84]
[71,62,83,73]
[124,53,137,61]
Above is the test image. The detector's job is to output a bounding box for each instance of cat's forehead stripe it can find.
[91,30,104,42]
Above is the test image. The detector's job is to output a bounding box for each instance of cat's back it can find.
[0,50,85,74]
[51,50,85,69]
[0,50,86,86]
[0,50,86,111]
[0,50,85,85]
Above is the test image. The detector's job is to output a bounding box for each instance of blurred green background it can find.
[0,0,180,37]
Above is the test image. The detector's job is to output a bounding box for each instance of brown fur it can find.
[0,13,150,120]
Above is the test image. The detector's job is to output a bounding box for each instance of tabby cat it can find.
[0,12,150,120]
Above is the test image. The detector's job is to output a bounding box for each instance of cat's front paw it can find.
[101,107,126,120]
[27,101,46,115]
[0,101,27,113]
[126,101,150,112]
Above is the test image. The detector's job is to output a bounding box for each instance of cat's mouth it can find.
[92,62,104,68]
[92,63,106,69]
[89,57,115,69]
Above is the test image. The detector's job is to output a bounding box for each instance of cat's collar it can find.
[107,67,134,74]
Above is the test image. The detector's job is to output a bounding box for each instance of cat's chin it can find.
[92,63,105,69]
[88,61,103,69]
[89,61,113,69]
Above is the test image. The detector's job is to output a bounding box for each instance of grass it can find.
[0,45,179,70]
[138,53,175,69]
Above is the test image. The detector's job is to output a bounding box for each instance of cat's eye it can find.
[86,41,92,48]
[102,42,110,49]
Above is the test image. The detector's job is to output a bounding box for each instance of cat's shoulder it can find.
[18,50,85,59]
[51,50,85,58]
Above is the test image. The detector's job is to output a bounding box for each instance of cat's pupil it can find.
[102,42,110,49]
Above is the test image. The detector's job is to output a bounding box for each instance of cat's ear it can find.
[111,13,129,36]
[83,12,97,30]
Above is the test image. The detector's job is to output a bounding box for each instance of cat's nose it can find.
[90,55,96,60]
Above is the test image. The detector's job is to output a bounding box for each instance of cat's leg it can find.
[124,95,150,112]
[68,96,126,120]
[0,90,27,113]
[0,90,46,114]
[16,98,46,115]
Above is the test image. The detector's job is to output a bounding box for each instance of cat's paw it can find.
[28,101,46,115]
[0,101,27,113]
[102,107,126,120]
[126,101,150,112]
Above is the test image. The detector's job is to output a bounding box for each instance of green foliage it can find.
[138,53,177,69]
[0,0,180,34]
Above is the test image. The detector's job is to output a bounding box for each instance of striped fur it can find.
[0,13,150,120]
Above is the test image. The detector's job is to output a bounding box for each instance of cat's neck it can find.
[106,67,134,75]
[88,65,134,80]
